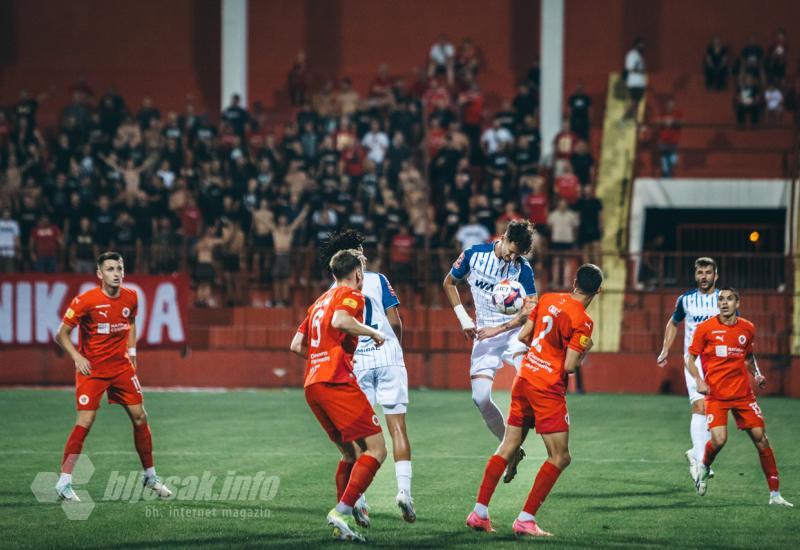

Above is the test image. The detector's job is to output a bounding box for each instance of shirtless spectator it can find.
[251,199,275,286]
[266,206,309,306]
[220,218,246,306]
[194,226,222,307]
[336,78,360,117]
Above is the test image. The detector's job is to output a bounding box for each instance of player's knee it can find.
[753,432,769,450]
[711,433,726,449]
[556,452,572,470]
[130,411,148,426]
[471,392,492,410]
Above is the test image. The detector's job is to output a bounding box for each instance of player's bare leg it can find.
[688,397,711,481]
[512,431,570,537]
[122,404,172,499]
[746,427,792,507]
[467,424,525,532]
[385,412,415,522]
[328,432,387,542]
[56,410,96,502]
[696,425,726,495]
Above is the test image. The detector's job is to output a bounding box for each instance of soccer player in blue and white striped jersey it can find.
[657,257,720,482]
[443,221,538,481]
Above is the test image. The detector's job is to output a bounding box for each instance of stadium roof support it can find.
[222,0,248,109]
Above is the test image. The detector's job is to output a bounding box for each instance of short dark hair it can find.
[96,251,123,268]
[694,257,717,273]
[718,286,740,300]
[329,249,363,280]
[505,220,535,254]
[576,263,603,294]
[321,230,365,271]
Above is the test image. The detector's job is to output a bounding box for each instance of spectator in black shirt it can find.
[568,83,592,140]
[137,96,161,131]
[736,74,762,127]
[221,94,249,136]
[512,82,536,125]
[570,140,595,186]
[94,195,115,247]
[704,35,729,91]
[738,36,764,80]
[575,184,603,266]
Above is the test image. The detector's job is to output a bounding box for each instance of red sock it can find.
[523,461,563,516]
[335,460,355,501]
[133,423,154,469]
[340,455,381,507]
[61,425,90,473]
[758,447,780,491]
[702,440,719,468]
[476,454,508,506]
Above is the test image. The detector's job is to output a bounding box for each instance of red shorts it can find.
[706,396,765,430]
[76,365,143,411]
[507,376,570,434]
[305,380,382,443]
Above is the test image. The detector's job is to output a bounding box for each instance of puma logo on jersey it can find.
[98,311,108,318]
[715,335,724,342]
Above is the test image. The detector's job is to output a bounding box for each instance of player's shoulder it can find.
[467,242,494,255]
[73,286,101,305]
[737,317,756,332]
[120,286,138,302]
[677,288,698,301]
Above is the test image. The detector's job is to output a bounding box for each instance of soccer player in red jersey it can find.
[466,264,602,537]
[687,287,793,506]
[53,251,172,501]
[290,249,388,542]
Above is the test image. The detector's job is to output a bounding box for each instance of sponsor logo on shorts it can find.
[706,414,714,424]
[371,415,380,426]
[122,307,131,318]
[78,394,89,406]
[738,334,747,345]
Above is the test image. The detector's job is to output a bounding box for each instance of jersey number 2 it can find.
[531,315,554,352]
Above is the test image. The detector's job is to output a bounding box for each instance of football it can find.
[492,279,526,315]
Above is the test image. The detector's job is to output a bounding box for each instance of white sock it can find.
[58,473,72,485]
[770,491,781,499]
[395,460,412,495]
[145,467,156,478]
[517,511,536,522]
[335,502,353,515]
[690,413,709,463]
[473,503,489,519]
[471,378,506,441]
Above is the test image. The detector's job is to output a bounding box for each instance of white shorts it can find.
[684,355,706,404]
[355,365,409,414]
[470,329,522,379]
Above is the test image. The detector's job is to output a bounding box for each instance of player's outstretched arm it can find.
[745,353,766,388]
[657,319,678,368]
[290,331,307,358]
[685,353,708,394]
[54,322,92,375]
[332,310,385,346]
[477,295,538,340]
[443,272,476,339]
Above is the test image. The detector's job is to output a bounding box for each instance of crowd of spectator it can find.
[0,35,603,306]
[703,30,798,127]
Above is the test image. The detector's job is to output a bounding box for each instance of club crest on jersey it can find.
[122,307,131,318]
[738,334,747,345]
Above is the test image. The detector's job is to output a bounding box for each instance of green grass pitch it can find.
[1,388,797,548]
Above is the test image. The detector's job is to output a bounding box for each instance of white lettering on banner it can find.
[0,283,12,343]
[0,277,186,347]
[147,283,184,344]
[123,282,146,343]
[35,281,68,343]
[16,282,32,344]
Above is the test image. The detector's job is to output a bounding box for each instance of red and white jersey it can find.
[298,286,365,387]
[519,293,593,395]
[689,315,756,401]
[62,286,138,374]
